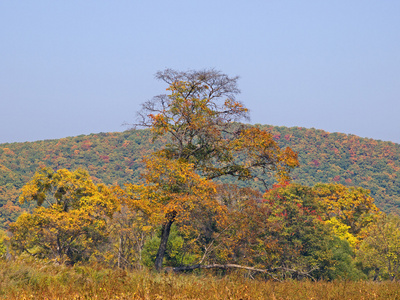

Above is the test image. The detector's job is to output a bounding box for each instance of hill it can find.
[260,125,400,213]
[1,124,399,227]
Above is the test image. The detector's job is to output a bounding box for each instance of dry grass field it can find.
[1,261,400,300]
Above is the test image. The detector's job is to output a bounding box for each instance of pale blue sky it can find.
[1,1,399,144]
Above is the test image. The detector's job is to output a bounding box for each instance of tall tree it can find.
[136,69,298,184]
[132,69,299,271]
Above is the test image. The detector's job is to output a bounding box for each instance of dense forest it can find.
[1,124,399,227]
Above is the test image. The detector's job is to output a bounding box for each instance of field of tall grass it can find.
[1,260,399,299]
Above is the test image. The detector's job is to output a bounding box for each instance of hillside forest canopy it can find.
[1,69,400,281]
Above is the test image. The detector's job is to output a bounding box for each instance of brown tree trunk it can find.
[56,235,62,264]
[154,211,176,271]
[118,236,123,269]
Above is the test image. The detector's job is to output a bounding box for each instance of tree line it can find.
[1,119,399,229]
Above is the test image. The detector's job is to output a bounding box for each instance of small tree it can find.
[357,214,400,280]
[9,168,118,264]
[0,230,6,259]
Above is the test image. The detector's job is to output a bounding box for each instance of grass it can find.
[1,260,400,299]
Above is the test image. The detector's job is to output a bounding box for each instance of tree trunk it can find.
[118,236,123,269]
[56,235,63,264]
[154,211,176,271]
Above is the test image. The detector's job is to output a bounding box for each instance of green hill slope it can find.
[260,125,400,212]
[1,125,399,227]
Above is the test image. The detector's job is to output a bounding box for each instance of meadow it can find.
[1,260,399,300]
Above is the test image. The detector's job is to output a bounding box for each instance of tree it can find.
[131,69,299,271]
[0,230,6,259]
[357,214,400,280]
[313,183,381,246]
[106,204,153,269]
[201,185,279,270]
[135,69,298,184]
[261,183,335,279]
[9,168,118,264]
[124,155,217,271]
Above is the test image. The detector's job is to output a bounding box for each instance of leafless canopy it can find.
[135,68,249,130]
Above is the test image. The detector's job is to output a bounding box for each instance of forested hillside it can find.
[260,125,400,213]
[1,124,399,227]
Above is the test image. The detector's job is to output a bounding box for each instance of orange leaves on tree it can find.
[132,69,300,270]
[228,127,299,185]
[124,155,217,227]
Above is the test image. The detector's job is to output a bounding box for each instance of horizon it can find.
[1,122,398,146]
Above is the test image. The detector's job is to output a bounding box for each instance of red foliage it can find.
[82,140,92,150]
[273,134,281,140]
[311,159,320,167]
[99,155,110,162]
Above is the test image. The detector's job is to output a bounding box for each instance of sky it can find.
[1,1,399,144]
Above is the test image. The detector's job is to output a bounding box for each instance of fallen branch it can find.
[271,266,318,281]
[165,264,282,282]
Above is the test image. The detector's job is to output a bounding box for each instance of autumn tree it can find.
[0,230,6,259]
[106,204,153,269]
[357,214,400,280]
[313,183,381,246]
[136,69,298,184]
[132,69,299,271]
[261,183,335,279]
[9,167,118,264]
[124,155,218,271]
[200,185,278,268]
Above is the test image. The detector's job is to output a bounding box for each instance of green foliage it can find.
[142,225,197,268]
[1,124,399,230]
[259,182,373,280]
[259,125,400,213]
[0,230,6,259]
[357,214,400,280]
[325,237,366,280]
[262,183,336,279]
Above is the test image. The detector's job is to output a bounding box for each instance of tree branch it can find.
[165,264,283,282]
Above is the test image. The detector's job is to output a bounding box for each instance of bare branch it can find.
[165,264,283,282]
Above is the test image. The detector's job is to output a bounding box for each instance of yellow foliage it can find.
[124,155,217,227]
[313,183,381,245]
[326,217,359,247]
[10,167,120,264]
